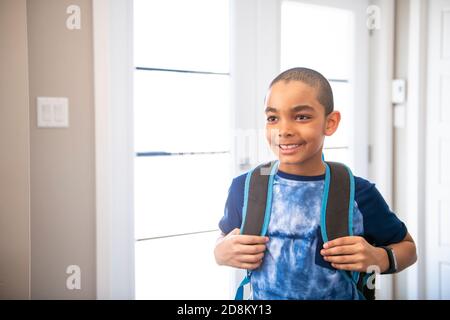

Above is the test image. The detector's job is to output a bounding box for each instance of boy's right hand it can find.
[214,228,269,270]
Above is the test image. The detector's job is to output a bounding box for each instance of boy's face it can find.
[264,80,340,175]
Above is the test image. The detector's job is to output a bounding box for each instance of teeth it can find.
[279,144,300,150]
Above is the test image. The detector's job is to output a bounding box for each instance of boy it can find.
[214,67,417,300]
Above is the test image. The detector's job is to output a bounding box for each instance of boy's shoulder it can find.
[227,169,384,219]
[229,170,375,196]
[230,171,248,188]
[353,175,376,194]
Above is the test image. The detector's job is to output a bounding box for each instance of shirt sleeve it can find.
[218,173,246,235]
[355,176,408,246]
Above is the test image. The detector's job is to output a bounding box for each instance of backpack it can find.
[235,160,375,300]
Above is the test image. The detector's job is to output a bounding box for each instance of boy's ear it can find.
[324,111,341,136]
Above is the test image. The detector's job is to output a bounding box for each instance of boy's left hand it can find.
[320,236,389,273]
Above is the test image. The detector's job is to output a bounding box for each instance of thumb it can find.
[230,228,241,235]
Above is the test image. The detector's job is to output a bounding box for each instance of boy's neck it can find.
[277,154,326,176]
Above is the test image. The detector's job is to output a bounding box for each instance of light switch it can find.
[37,97,69,128]
[53,104,66,123]
[42,104,52,122]
[392,79,406,104]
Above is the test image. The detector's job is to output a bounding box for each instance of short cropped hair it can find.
[269,67,334,115]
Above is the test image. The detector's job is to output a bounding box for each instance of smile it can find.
[279,144,301,150]
[277,143,305,154]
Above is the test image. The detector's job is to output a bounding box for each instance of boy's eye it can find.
[266,116,277,122]
[295,114,311,121]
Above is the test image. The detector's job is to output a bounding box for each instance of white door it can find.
[426,0,450,300]
[278,0,370,177]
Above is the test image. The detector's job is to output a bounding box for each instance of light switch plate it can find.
[392,79,406,104]
[37,97,69,128]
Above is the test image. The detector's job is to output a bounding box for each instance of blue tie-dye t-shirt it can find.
[219,169,407,300]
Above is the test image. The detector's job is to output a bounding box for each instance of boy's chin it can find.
[278,154,319,166]
[278,157,305,166]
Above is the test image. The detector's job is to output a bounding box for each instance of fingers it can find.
[229,252,264,270]
[323,236,363,249]
[321,244,359,256]
[238,235,269,245]
[323,253,363,264]
[236,253,264,270]
[239,253,265,263]
[222,229,269,270]
[237,244,267,255]
[227,228,269,245]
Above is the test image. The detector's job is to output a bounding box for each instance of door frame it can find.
[392,0,428,300]
[402,0,428,300]
[92,0,135,299]
[424,0,450,300]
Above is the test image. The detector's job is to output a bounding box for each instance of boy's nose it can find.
[278,130,293,137]
[278,123,294,137]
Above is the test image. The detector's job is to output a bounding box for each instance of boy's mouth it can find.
[278,143,302,150]
[277,143,305,154]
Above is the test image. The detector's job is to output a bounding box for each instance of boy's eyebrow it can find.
[265,106,278,113]
[291,105,315,112]
[264,105,315,113]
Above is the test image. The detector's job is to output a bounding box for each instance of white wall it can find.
[1,0,97,299]
[0,0,31,299]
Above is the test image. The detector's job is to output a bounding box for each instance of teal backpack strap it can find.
[320,162,354,241]
[320,162,366,297]
[240,161,278,236]
[235,161,278,300]
[234,271,251,300]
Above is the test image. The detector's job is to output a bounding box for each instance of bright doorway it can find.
[133,0,232,299]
